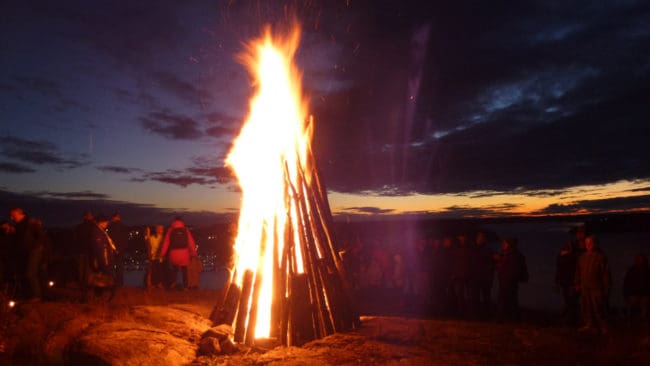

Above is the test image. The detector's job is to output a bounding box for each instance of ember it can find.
[212,23,359,346]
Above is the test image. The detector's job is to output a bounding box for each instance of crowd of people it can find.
[2,208,649,335]
[555,226,649,334]
[341,231,529,322]
[341,226,650,334]
[0,208,201,303]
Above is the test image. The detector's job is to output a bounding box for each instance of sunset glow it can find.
[329,179,650,218]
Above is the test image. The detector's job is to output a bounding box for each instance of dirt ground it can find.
[1,286,649,365]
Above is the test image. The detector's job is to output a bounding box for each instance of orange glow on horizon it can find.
[328,179,650,217]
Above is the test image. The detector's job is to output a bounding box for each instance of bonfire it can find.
[212,23,359,346]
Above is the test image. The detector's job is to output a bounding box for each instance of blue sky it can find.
[2,1,650,226]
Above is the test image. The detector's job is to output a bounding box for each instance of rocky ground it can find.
[1,286,649,365]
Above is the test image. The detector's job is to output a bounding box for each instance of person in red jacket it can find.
[158,218,197,290]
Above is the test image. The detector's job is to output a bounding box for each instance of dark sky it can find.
[2,0,650,226]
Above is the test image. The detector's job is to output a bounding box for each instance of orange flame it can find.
[225,24,311,339]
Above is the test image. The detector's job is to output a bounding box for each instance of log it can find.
[244,223,270,345]
[279,212,293,345]
[290,174,332,338]
[289,273,314,345]
[297,161,358,332]
[210,281,241,326]
[270,216,282,339]
[245,271,263,345]
[234,270,254,343]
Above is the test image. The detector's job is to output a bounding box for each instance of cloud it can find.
[439,204,521,218]
[0,136,88,170]
[24,1,190,74]
[534,195,650,215]
[454,188,569,199]
[0,188,232,227]
[139,110,203,140]
[12,76,62,98]
[112,88,161,109]
[309,1,650,197]
[136,170,213,187]
[48,97,91,114]
[132,156,234,188]
[0,82,17,93]
[342,206,395,215]
[186,156,235,184]
[626,185,650,193]
[0,161,35,173]
[28,190,110,199]
[96,165,143,174]
[150,70,212,106]
[205,124,239,139]
[204,112,241,139]
[6,76,89,114]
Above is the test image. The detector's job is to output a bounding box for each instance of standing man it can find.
[144,224,165,289]
[473,231,495,320]
[87,214,117,301]
[452,234,473,318]
[158,217,198,290]
[73,211,95,291]
[9,207,47,302]
[106,212,129,287]
[575,235,610,334]
[0,221,16,289]
[555,241,579,325]
[495,237,528,322]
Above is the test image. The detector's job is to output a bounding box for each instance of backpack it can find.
[169,228,188,250]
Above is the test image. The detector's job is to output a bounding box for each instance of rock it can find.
[67,321,197,366]
[363,316,428,344]
[202,324,233,341]
[130,305,212,342]
[219,338,239,355]
[198,337,221,355]
[43,317,92,364]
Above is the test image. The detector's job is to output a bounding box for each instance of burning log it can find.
[209,280,240,326]
[233,270,253,343]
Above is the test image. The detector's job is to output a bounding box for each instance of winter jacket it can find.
[575,250,610,292]
[90,225,116,271]
[555,250,578,287]
[496,250,528,288]
[107,221,129,253]
[159,220,198,266]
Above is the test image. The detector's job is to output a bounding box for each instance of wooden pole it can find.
[280,210,294,346]
[289,172,333,338]
[244,223,270,345]
[298,158,360,332]
[210,280,241,326]
[245,271,263,345]
[289,273,313,345]
[234,269,254,343]
[270,216,282,339]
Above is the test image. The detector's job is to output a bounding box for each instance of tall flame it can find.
[225,24,312,338]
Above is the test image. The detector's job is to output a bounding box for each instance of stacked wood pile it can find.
[211,147,360,346]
